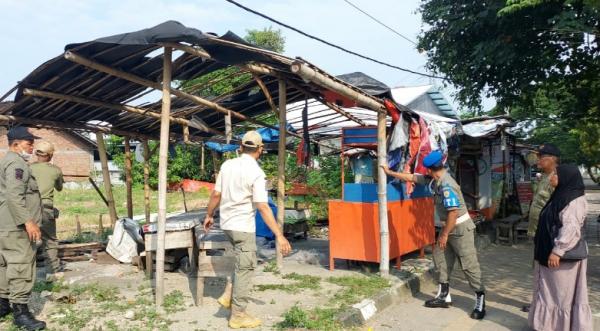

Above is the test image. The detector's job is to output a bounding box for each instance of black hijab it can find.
[534,164,585,266]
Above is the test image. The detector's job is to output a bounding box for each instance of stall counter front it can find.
[328,184,435,270]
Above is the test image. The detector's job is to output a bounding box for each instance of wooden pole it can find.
[225,111,232,144]
[23,88,224,137]
[76,215,82,236]
[95,132,118,226]
[143,140,151,224]
[88,177,109,207]
[276,79,287,269]
[200,143,205,173]
[377,110,389,276]
[124,138,134,219]
[155,46,172,307]
[98,214,104,238]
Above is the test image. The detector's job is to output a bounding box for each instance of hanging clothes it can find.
[414,117,432,175]
[403,118,421,196]
[389,116,409,151]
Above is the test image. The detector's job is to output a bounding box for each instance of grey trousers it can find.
[40,208,60,273]
[224,230,257,312]
[0,230,36,304]
[433,222,485,292]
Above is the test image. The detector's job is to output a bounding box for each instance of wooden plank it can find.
[199,241,233,250]
[96,133,118,225]
[144,230,193,251]
[276,79,286,269]
[124,138,133,219]
[197,256,236,278]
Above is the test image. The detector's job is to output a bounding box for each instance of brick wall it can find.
[0,127,95,182]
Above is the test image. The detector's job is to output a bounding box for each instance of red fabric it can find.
[414,118,432,175]
[296,139,306,166]
[322,90,357,108]
[181,179,215,192]
[384,99,400,124]
[403,119,421,196]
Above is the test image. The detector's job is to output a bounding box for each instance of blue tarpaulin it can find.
[206,126,295,152]
[205,142,239,153]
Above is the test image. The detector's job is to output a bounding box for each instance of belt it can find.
[456,213,471,224]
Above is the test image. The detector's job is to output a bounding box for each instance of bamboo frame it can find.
[276,79,286,269]
[377,110,389,275]
[124,138,133,219]
[155,46,172,306]
[95,132,119,225]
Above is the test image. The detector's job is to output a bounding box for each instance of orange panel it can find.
[329,198,435,270]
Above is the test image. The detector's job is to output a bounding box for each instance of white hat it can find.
[35,140,55,155]
[241,131,263,147]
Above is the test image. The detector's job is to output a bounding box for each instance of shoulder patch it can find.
[442,185,460,209]
[15,168,24,180]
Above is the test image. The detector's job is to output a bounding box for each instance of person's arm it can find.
[256,202,291,256]
[549,197,586,267]
[203,170,222,232]
[55,168,64,192]
[380,165,418,182]
[5,162,41,241]
[437,210,458,249]
[203,190,221,232]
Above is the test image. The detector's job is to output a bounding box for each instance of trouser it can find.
[40,207,60,273]
[433,223,485,292]
[224,230,256,313]
[0,230,36,304]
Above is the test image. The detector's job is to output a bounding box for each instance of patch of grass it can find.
[54,306,94,330]
[71,282,120,302]
[276,305,342,331]
[32,280,67,293]
[327,275,390,307]
[162,290,185,313]
[105,320,119,331]
[262,260,280,274]
[255,273,320,293]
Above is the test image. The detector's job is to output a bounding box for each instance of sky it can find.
[0,0,495,112]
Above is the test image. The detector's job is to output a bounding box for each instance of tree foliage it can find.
[418,0,600,181]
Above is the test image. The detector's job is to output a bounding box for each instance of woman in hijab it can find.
[529,164,593,330]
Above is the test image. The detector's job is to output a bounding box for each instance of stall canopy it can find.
[0,21,384,144]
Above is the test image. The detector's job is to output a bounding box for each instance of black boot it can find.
[425,283,452,308]
[0,297,10,319]
[470,291,486,320]
[12,303,46,330]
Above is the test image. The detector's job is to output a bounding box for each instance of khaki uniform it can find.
[224,230,256,311]
[416,172,484,292]
[0,151,42,304]
[527,173,553,237]
[30,162,63,273]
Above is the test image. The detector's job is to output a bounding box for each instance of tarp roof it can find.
[0,21,383,144]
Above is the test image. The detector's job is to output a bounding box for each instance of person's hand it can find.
[24,220,41,242]
[548,253,560,268]
[380,165,391,175]
[437,233,448,250]
[276,235,292,256]
[203,215,214,232]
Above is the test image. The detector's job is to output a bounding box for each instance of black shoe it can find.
[12,303,46,330]
[521,304,530,312]
[470,291,486,320]
[425,283,452,308]
[0,297,10,319]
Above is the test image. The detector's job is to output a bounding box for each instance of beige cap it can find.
[241,130,263,147]
[35,140,55,156]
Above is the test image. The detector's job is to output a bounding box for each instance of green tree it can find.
[418,0,600,181]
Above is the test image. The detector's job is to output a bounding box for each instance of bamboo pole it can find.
[377,110,389,276]
[143,140,151,224]
[124,138,133,219]
[63,51,311,143]
[276,79,287,269]
[98,214,104,238]
[76,215,82,236]
[22,88,224,136]
[225,111,232,144]
[155,46,172,307]
[95,132,118,225]
[200,143,205,173]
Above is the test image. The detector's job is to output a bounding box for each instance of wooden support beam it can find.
[290,61,386,113]
[22,88,224,137]
[124,138,134,219]
[95,132,118,226]
[377,109,389,276]
[155,46,172,307]
[63,51,309,142]
[276,79,286,269]
[143,140,151,225]
[224,111,232,144]
[252,74,279,117]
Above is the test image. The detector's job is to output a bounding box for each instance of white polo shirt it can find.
[215,153,268,233]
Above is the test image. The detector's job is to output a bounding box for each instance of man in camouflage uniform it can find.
[0,126,46,330]
[383,150,486,320]
[522,143,559,313]
[527,144,560,237]
[31,140,64,279]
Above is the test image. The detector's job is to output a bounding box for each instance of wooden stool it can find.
[196,230,235,305]
[514,221,529,243]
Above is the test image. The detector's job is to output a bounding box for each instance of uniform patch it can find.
[442,185,460,209]
[15,168,24,180]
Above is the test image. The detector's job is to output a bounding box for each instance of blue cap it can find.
[423,150,444,168]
